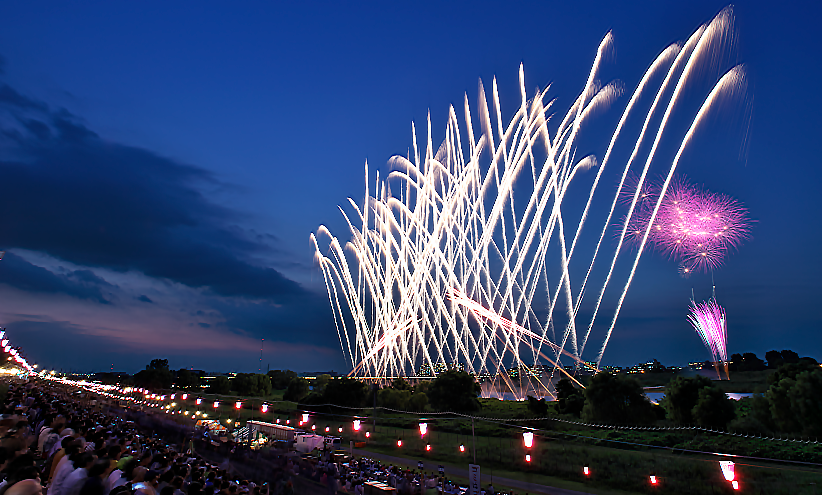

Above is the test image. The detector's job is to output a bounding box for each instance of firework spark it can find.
[311,8,745,397]
[687,298,729,379]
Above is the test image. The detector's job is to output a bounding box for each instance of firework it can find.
[311,9,744,397]
[625,177,749,273]
[687,298,729,379]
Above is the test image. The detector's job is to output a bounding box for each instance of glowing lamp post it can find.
[325,426,330,432]
[311,425,316,431]
[397,439,402,447]
[418,423,428,436]
[261,404,268,413]
[213,401,219,408]
[365,432,370,438]
[459,445,465,452]
[426,444,431,451]
[525,454,531,463]
[338,427,343,433]
[583,466,589,476]
[235,401,242,410]
[353,420,361,431]
[649,475,658,485]
[522,431,534,448]
[302,413,309,423]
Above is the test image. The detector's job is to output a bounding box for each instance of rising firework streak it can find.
[688,298,729,380]
[311,8,746,398]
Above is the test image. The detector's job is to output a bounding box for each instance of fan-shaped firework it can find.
[625,177,750,274]
[687,298,729,379]
[311,9,745,398]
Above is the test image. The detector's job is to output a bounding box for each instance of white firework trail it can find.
[310,8,745,399]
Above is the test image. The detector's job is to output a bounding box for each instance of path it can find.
[352,449,594,495]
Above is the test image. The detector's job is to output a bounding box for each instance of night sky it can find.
[0,1,819,373]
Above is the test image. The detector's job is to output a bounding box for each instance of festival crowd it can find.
[0,379,503,495]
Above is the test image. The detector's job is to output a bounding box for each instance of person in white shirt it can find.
[60,454,94,495]
[49,445,82,495]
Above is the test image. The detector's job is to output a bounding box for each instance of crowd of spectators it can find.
[0,379,508,495]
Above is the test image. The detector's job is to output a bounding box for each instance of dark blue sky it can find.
[0,1,818,373]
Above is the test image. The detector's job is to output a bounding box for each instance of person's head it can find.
[145,470,160,487]
[228,486,237,495]
[72,453,94,470]
[5,479,42,495]
[189,482,203,495]
[131,466,148,483]
[160,487,174,495]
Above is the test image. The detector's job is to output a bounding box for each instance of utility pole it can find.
[472,417,476,464]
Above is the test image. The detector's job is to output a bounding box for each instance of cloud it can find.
[0,252,115,304]
[137,295,153,303]
[0,81,303,301]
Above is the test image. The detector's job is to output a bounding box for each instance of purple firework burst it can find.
[623,176,750,274]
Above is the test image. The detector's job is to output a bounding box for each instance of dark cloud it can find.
[0,252,114,304]
[0,84,303,301]
[137,295,153,303]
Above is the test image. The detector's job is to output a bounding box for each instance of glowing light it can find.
[459,445,465,452]
[1,340,7,347]
[311,425,316,431]
[418,423,427,436]
[302,413,309,422]
[397,439,402,447]
[338,427,343,433]
[719,461,735,482]
[525,455,531,462]
[325,426,330,432]
[650,476,657,485]
[426,444,431,451]
[235,401,242,410]
[689,298,729,379]
[353,420,361,431]
[182,394,188,400]
[365,431,370,438]
[523,431,534,448]
[276,418,281,424]
[732,481,739,490]
[310,9,745,384]
[583,466,589,476]
[196,398,202,405]
[261,404,269,413]
[213,401,219,408]
[226,419,231,423]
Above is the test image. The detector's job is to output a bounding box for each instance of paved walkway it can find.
[352,449,593,495]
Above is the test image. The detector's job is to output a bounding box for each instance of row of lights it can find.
[0,330,36,372]
[43,376,743,491]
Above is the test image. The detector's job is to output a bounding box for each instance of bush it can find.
[284,377,310,402]
[581,372,655,425]
[427,370,481,412]
[663,375,714,424]
[692,386,736,428]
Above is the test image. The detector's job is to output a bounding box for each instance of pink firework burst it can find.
[622,176,750,273]
[687,298,729,380]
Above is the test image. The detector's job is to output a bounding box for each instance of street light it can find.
[419,423,428,436]
[235,401,242,410]
[353,420,361,431]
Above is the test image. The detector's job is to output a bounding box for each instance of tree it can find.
[740,353,766,371]
[379,388,412,410]
[323,378,369,407]
[556,378,584,417]
[312,374,332,395]
[407,392,429,412]
[663,375,714,424]
[692,386,736,428]
[788,370,822,436]
[133,359,174,390]
[765,350,784,369]
[175,369,200,390]
[232,374,271,396]
[427,371,481,412]
[391,377,412,391]
[209,376,231,394]
[581,372,655,425]
[284,378,310,402]
[268,370,298,389]
[526,395,549,417]
[780,350,800,364]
